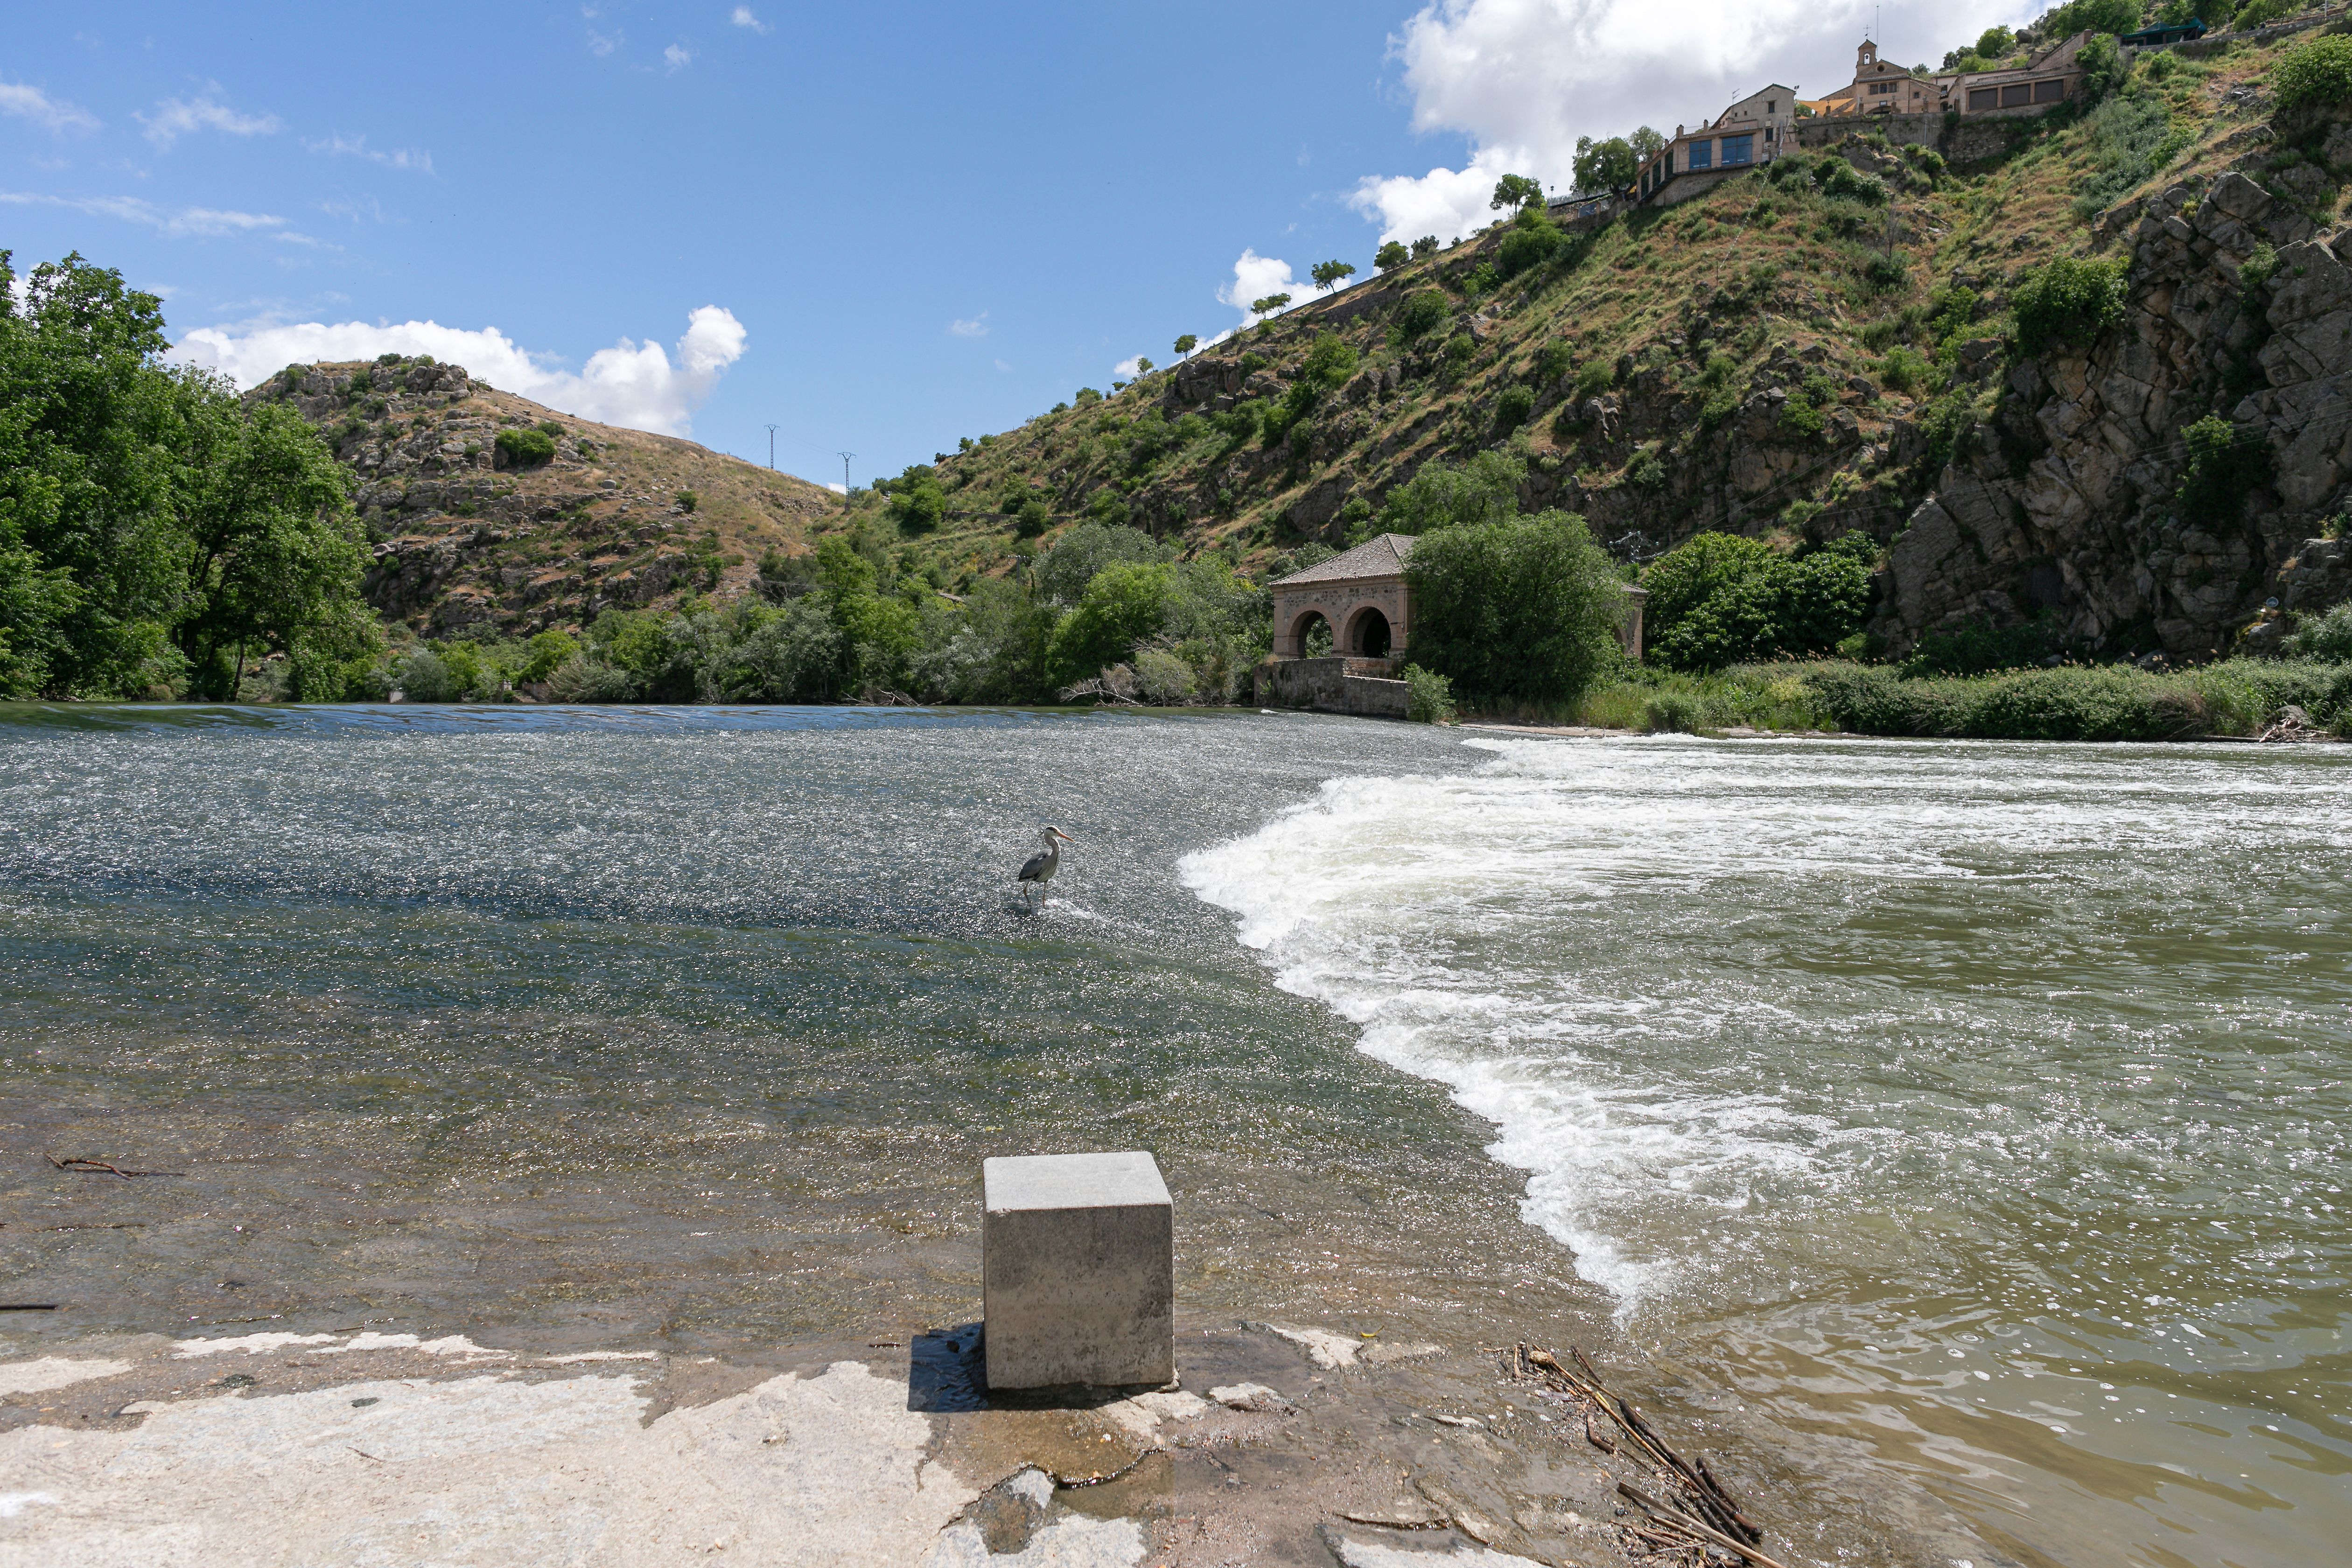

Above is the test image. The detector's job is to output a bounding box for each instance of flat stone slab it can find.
[983,1152,1173,1390]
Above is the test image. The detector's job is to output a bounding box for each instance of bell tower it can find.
[1857,39,1878,72]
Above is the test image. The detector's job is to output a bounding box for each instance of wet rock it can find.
[1208,1381,1295,1413]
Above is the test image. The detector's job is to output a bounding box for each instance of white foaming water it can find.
[1181,734,2352,1315]
[1182,736,1877,1304]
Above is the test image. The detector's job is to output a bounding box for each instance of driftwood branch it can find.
[44,1155,183,1179]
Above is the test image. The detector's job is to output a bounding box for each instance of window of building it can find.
[1722,133,1754,165]
[2000,82,2031,106]
[1871,80,1897,94]
[1689,139,1713,169]
[1968,86,1998,111]
[2033,77,2065,102]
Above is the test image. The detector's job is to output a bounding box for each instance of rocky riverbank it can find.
[0,1313,1987,1568]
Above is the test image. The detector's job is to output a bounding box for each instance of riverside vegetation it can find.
[16,16,2352,739]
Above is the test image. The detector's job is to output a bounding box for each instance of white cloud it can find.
[172,305,750,438]
[307,134,434,175]
[665,42,694,71]
[1348,0,2025,244]
[825,481,848,494]
[947,312,988,338]
[138,89,281,149]
[1113,355,1144,378]
[1215,249,1301,327]
[0,189,292,239]
[730,6,771,32]
[0,80,99,134]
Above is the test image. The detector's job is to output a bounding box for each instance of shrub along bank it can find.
[1568,658,2352,741]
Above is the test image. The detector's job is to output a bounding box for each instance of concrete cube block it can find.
[983,1151,1173,1390]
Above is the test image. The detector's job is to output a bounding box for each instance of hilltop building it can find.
[1634,84,1799,207]
[1948,30,2095,115]
[1809,39,1940,117]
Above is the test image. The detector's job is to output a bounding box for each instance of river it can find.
[0,704,2344,1567]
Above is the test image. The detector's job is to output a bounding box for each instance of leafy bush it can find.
[1392,293,1449,345]
[1624,449,1666,487]
[2274,35,2352,112]
[1132,647,1197,705]
[1859,250,1910,294]
[545,658,640,703]
[1443,333,1476,371]
[1406,511,1627,703]
[2236,0,2296,27]
[517,630,580,684]
[1497,213,1566,279]
[1804,659,2352,741]
[889,474,948,532]
[2176,414,2272,525]
[2012,256,2130,357]
[2285,600,2352,661]
[1534,341,1574,383]
[494,427,556,466]
[1641,533,1872,671]
[1899,618,2055,676]
[1814,160,1887,206]
[1402,663,1457,723]
[677,489,699,514]
[1643,690,1706,733]
[1377,449,1526,534]
[2072,93,2184,219]
[536,419,565,439]
[1376,240,1411,271]
[1574,359,1614,398]
[1496,384,1536,432]
[1878,345,1933,394]
[1015,497,1050,537]
[2042,0,2144,36]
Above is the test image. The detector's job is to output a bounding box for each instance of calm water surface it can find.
[0,704,2344,1568]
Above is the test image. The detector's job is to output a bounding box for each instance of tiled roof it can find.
[1273,533,1417,586]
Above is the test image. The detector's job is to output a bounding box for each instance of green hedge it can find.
[1805,660,2352,740]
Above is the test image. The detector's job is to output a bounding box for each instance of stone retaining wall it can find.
[1254,657,1411,718]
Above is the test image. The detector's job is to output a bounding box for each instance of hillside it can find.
[263,16,2352,681]
[248,357,841,637]
[882,17,2352,665]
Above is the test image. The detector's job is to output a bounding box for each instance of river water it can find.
[0,705,2344,1567]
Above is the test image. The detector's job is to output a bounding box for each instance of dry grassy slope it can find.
[254,357,842,637]
[903,33,2309,586]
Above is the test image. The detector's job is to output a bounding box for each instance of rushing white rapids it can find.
[1184,731,2352,1567]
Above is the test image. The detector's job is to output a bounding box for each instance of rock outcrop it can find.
[1882,170,2352,658]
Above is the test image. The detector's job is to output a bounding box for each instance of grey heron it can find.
[1016,826,1075,904]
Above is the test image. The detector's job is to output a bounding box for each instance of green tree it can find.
[1376,450,1526,534]
[1490,173,1545,212]
[1310,260,1357,292]
[172,396,368,699]
[1134,356,1155,374]
[1629,126,1666,162]
[0,251,371,700]
[1375,240,1411,271]
[1572,135,1638,195]
[1250,293,1293,315]
[888,466,949,533]
[1406,511,1625,703]
[1639,532,1779,647]
[1173,334,1199,358]
[517,629,581,683]
[1976,25,2015,56]
[1044,560,1172,686]
[1410,236,1440,259]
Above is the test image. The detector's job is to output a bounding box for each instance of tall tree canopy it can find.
[0,251,369,699]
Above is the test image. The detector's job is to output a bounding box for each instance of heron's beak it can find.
[1055,830,1076,841]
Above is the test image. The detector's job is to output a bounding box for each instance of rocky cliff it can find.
[251,359,839,637]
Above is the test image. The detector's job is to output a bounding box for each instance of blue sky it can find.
[3,0,2024,488]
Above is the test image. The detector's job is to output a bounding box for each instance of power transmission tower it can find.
[764,424,778,470]
[836,451,855,493]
